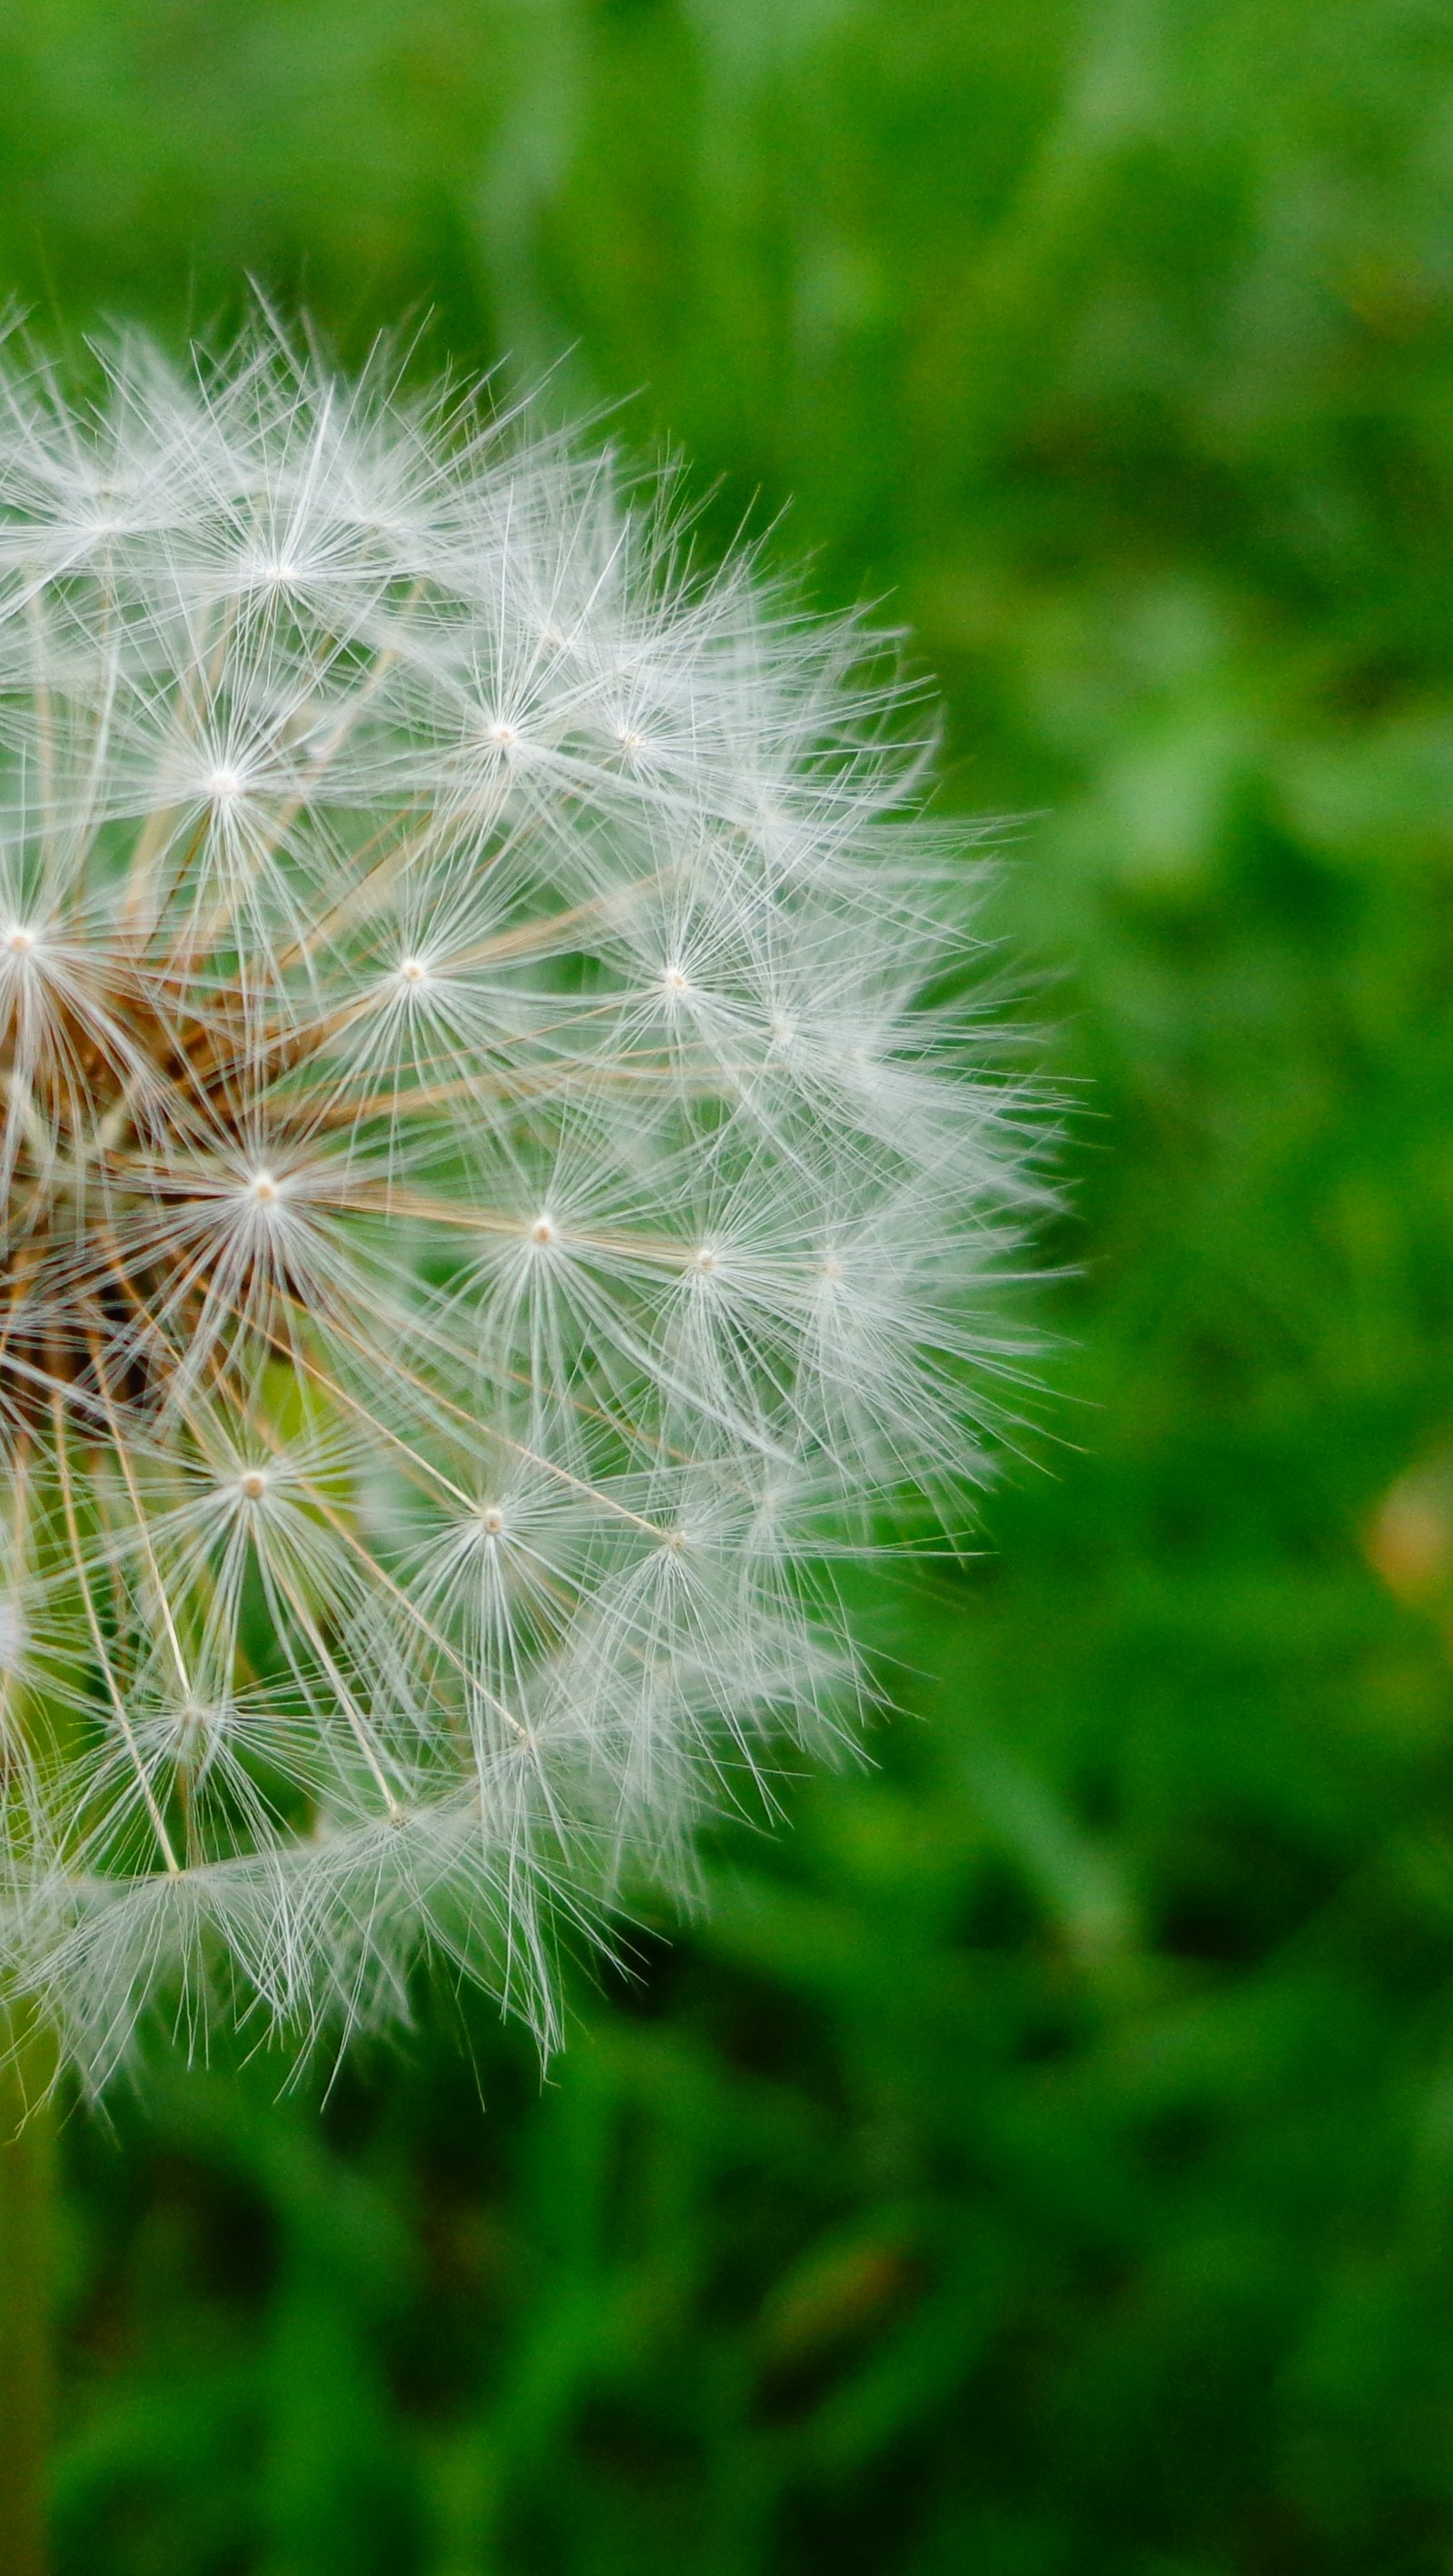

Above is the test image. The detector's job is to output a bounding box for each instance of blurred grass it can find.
[8,1,1453,2568]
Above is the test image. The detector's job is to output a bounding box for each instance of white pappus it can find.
[0,327,1048,2088]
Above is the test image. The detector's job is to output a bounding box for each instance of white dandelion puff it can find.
[0,324,1050,2090]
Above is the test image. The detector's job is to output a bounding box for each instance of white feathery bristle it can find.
[0,326,1048,2089]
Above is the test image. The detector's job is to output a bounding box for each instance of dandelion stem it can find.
[0,2002,56,2576]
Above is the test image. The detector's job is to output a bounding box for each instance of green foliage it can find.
[8,0,1453,2565]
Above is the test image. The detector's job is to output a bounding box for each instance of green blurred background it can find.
[8,1,1453,2567]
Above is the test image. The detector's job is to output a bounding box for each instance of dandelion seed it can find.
[0,322,1049,2092]
[0,1598,25,1678]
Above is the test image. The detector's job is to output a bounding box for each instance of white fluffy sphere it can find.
[0,331,1045,2086]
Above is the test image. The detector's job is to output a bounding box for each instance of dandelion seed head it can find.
[0,322,1049,2093]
